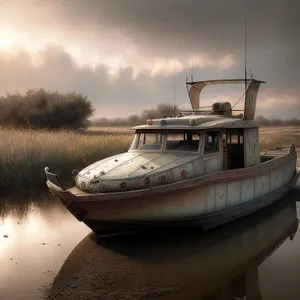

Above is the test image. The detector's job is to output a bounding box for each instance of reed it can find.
[0,127,133,192]
[0,126,299,193]
[259,127,300,150]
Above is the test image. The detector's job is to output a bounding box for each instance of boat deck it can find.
[260,145,291,163]
[68,186,90,197]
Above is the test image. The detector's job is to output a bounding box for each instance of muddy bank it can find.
[44,198,299,300]
[44,232,189,300]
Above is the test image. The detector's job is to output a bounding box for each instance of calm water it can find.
[0,193,90,300]
[1,189,300,299]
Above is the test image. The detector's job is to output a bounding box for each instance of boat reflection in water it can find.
[49,198,299,300]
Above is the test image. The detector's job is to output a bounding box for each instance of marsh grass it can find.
[259,127,300,149]
[0,125,300,193]
[0,126,133,192]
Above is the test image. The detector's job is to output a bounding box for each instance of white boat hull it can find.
[45,150,299,234]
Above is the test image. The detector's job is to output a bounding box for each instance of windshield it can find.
[166,132,200,152]
[130,132,163,150]
[130,130,201,152]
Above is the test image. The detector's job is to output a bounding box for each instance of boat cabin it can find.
[70,78,269,194]
[130,78,265,173]
[130,123,259,173]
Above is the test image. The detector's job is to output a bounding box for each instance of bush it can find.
[0,89,94,129]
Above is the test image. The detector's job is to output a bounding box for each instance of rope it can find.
[231,91,246,110]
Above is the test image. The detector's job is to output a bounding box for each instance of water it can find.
[1,191,300,299]
[0,193,90,300]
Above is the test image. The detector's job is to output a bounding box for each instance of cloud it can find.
[45,1,300,60]
[0,44,184,117]
[0,0,299,119]
[0,43,298,119]
[258,87,300,119]
[2,0,299,81]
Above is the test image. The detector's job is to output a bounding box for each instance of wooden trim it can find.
[221,128,227,170]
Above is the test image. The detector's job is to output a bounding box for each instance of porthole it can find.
[181,168,188,178]
[120,181,127,190]
[160,174,168,183]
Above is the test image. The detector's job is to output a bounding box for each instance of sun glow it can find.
[0,27,29,50]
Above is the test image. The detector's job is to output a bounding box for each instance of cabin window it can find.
[133,132,163,150]
[204,131,220,154]
[166,132,200,152]
[227,130,243,144]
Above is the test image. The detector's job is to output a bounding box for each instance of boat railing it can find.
[179,110,213,116]
[179,109,244,118]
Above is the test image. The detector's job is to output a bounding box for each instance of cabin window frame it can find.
[129,129,203,153]
[202,130,221,155]
[226,129,244,145]
[129,130,166,152]
[164,129,202,153]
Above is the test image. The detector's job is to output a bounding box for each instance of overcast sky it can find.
[0,0,299,118]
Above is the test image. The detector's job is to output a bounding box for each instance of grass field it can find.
[0,125,299,193]
[259,126,300,149]
[0,127,133,192]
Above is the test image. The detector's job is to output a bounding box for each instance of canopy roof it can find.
[186,78,253,86]
[186,78,266,117]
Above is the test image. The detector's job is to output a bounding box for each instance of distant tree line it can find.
[90,103,181,127]
[255,116,300,126]
[90,104,300,127]
[1,89,298,130]
[0,89,94,129]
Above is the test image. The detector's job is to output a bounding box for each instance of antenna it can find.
[244,19,247,96]
[173,57,176,117]
[191,60,194,82]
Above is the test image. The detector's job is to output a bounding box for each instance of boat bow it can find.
[44,167,87,221]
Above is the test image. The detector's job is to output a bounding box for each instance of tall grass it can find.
[0,126,299,193]
[259,127,300,149]
[0,127,132,192]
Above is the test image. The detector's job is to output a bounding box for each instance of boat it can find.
[44,77,300,235]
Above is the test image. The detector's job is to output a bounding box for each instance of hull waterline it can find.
[46,167,300,235]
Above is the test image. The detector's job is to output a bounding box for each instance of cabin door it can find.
[225,129,244,169]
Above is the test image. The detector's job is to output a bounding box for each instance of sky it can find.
[0,0,299,119]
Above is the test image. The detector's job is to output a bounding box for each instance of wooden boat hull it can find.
[82,174,300,235]
[45,151,300,235]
